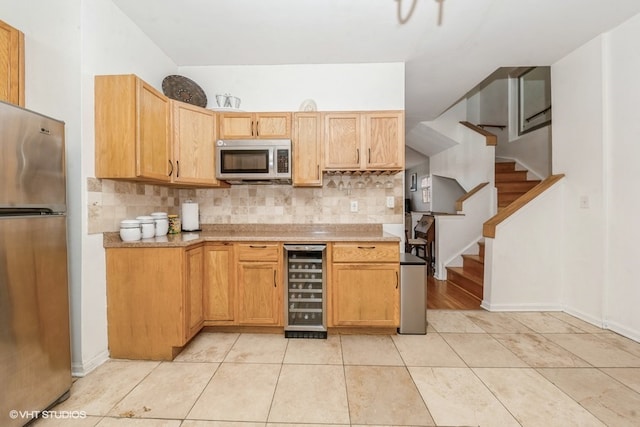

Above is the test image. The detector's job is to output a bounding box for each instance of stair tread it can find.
[462,254,483,262]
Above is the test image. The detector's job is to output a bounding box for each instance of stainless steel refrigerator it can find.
[0,100,71,426]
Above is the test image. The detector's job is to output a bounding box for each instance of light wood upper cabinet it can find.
[95,74,171,182]
[363,111,404,169]
[331,242,400,327]
[236,243,282,326]
[323,111,404,171]
[171,100,220,185]
[219,112,291,139]
[323,113,361,169]
[292,112,322,187]
[0,19,24,107]
[203,243,236,324]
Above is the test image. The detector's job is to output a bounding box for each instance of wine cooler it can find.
[284,244,327,338]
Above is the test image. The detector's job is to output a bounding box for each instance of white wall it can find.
[602,13,640,339]
[179,63,404,111]
[483,182,565,311]
[552,36,607,328]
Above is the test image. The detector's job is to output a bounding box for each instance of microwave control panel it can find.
[276,149,289,174]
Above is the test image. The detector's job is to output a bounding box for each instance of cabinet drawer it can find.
[236,243,280,261]
[332,242,399,263]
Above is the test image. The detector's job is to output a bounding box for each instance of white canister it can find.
[150,212,169,236]
[119,219,141,242]
[136,215,156,239]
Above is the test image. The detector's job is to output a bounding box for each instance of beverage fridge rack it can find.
[284,244,327,339]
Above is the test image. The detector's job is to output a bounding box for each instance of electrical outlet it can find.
[580,195,589,209]
[386,196,395,208]
[350,200,358,212]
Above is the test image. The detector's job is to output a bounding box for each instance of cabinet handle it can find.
[368,148,371,164]
[316,165,320,180]
[356,148,360,163]
[396,271,399,289]
[256,121,259,137]
[176,160,180,178]
[168,160,174,177]
[249,245,267,249]
[251,120,254,136]
[357,246,376,249]
[273,270,277,287]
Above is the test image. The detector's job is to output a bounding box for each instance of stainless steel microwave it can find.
[215,139,292,183]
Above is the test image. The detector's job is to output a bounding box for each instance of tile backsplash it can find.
[87,172,404,234]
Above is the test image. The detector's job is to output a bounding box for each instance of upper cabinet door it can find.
[292,112,322,187]
[363,111,404,169]
[323,113,361,170]
[218,113,254,139]
[136,79,171,180]
[218,112,291,139]
[0,19,24,107]
[255,113,291,138]
[171,101,218,185]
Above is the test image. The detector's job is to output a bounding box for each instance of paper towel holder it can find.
[181,200,201,232]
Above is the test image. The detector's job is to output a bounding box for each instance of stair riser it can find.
[495,171,528,182]
[498,192,524,203]
[478,242,485,260]
[447,269,483,300]
[495,181,540,192]
[463,257,484,279]
[495,162,516,172]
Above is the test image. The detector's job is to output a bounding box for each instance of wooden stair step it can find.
[478,241,485,260]
[495,180,541,192]
[495,170,528,182]
[446,266,483,300]
[495,161,516,172]
[462,254,484,278]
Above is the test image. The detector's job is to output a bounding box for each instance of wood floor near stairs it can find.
[427,275,481,310]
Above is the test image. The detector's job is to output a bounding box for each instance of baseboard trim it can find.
[561,306,605,329]
[480,301,563,312]
[603,319,640,343]
[71,349,109,377]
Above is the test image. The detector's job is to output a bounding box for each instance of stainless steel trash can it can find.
[398,253,427,334]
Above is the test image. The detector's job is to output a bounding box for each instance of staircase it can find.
[495,161,541,208]
[445,161,540,301]
[445,241,484,301]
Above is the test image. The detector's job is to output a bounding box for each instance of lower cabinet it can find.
[203,243,235,324]
[236,243,282,326]
[331,242,400,327]
[106,245,204,360]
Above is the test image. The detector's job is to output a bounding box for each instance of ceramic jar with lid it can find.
[150,212,169,236]
[119,219,141,242]
[136,215,156,239]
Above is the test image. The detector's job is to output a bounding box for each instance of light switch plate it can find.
[386,196,395,208]
[350,200,358,212]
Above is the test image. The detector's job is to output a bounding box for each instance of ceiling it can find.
[113,0,640,153]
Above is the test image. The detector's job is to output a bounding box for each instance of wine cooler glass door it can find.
[284,244,326,332]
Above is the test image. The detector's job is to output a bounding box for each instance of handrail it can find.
[455,182,489,212]
[526,106,551,123]
[483,174,565,238]
[477,124,506,130]
[459,121,497,146]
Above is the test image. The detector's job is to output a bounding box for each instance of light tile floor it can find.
[34,310,640,427]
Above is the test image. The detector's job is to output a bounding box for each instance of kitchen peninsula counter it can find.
[103,223,401,248]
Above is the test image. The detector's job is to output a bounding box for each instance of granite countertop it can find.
[103,224,401,248]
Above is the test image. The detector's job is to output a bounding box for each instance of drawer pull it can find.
[249,245,267,249]
[357,246,376,250]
